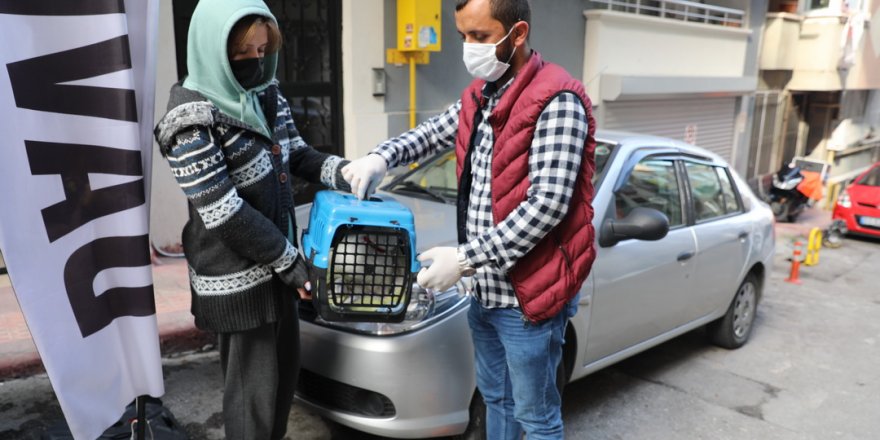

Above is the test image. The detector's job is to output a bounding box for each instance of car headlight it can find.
[837,190,852,209]
[313,280,470,335]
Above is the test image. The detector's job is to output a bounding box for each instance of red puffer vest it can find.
[455,51,597,322]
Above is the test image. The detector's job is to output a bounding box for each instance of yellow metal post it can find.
[388,0,441,129]
[805,227,822,266]
[825,149,837,210]
[409,54,417,129]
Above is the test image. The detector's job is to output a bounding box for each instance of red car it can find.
[832,162,880,238]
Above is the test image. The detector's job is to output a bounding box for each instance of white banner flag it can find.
[0,1,163,439]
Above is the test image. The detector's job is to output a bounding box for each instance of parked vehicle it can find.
[293,131,776,439]
[767,163,822,222]
[831,161,880,240]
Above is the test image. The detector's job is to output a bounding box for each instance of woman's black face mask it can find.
[230,57,264,90]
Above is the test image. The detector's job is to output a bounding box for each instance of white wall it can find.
[760,13,802,70]
[149,0,188,252]
[788,5,880,91]
[583,10,751,101]
[342,0,388,158]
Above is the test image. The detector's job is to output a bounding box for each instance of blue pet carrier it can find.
[302,191,420,322]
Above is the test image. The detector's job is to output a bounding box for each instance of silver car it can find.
[293,130,775,439]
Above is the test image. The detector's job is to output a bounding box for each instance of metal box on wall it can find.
[395,0,441,52]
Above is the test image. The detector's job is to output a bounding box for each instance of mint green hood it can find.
[182,0,279,139]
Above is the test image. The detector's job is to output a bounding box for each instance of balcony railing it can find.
[591,0,745,27]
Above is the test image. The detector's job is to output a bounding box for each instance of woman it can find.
[153,0,350,438]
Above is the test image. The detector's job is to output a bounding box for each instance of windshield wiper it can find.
[392,181,450,203]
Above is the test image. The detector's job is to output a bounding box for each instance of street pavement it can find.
[1,206,879,439]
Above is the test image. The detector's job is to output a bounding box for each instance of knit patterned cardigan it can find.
[154,82,350,333]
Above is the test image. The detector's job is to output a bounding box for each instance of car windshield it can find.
[856,166,880,186]
[384,141,616,203]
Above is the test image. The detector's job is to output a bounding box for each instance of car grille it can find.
[297,368,396,418]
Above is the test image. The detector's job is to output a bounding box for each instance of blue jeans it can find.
[467,295,577,440]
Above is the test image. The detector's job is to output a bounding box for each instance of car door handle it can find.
[738,231,749,241]
[677,251,694,262]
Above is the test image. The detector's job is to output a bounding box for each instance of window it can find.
[615,159,683,227]
[857,166,880,187]
[686,163,741,221]
[809,0,831,10]
[593,141,615,184]
[388,151,457,203]
[716,167,742,213]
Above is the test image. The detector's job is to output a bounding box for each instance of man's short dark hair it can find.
[455,0,531,32]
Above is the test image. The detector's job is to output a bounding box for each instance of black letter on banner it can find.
[0,0,124,15]
[6,35,137,122]
[26,141,145,243]
[64,235,156,338]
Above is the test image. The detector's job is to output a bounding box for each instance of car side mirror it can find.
[599,207,670,248]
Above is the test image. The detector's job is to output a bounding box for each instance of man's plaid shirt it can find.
[373,79,588,309]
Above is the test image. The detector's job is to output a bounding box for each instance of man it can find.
[342,0,596,437]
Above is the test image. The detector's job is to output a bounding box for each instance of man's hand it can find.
[417,247,469,292]
[341,154,388,200]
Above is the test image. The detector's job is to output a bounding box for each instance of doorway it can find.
[172,0,344,203]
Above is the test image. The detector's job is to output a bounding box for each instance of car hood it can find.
[295,191,459,252]
[848,184,880,207]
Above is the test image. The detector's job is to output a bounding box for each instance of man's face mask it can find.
[230,57,265,90]
[462,24,518,82]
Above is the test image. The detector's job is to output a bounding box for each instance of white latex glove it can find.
[341,154,388,200]
[417,246,464,292]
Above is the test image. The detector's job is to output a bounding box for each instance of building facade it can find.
[755,0,880,204]
[150,0,765,250]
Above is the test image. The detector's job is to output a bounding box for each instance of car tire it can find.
[707,273,759,349]
[453,391,486,440]
[770,201,789,222]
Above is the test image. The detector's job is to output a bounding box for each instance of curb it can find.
[0,327,215,381]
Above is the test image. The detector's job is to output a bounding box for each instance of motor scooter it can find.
[767,163,821,222]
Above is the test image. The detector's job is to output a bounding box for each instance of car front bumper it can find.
[833,206,880,238]
[295,303,476,438]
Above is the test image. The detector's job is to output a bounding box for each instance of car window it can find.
[389,151,458,203]
[716,167,741,213]
[387,142,618,202]
[593,141,614,184]
[685,163,740,221]
[615,159,683,227]
[856,166,880,186]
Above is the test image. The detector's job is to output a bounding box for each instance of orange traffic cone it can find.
[785,240,803,284]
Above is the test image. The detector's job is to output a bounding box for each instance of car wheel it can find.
[555,352,569,400]
[453,391,486,440]
[770,201,789,222]
[707,273,759,349]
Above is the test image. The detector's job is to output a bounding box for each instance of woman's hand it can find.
[277,255,313,297]
[297,284,313,301]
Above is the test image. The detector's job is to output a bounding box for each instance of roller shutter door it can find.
[603,97,736,160]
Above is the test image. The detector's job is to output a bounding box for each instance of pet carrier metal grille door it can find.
[302,191,419,322]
